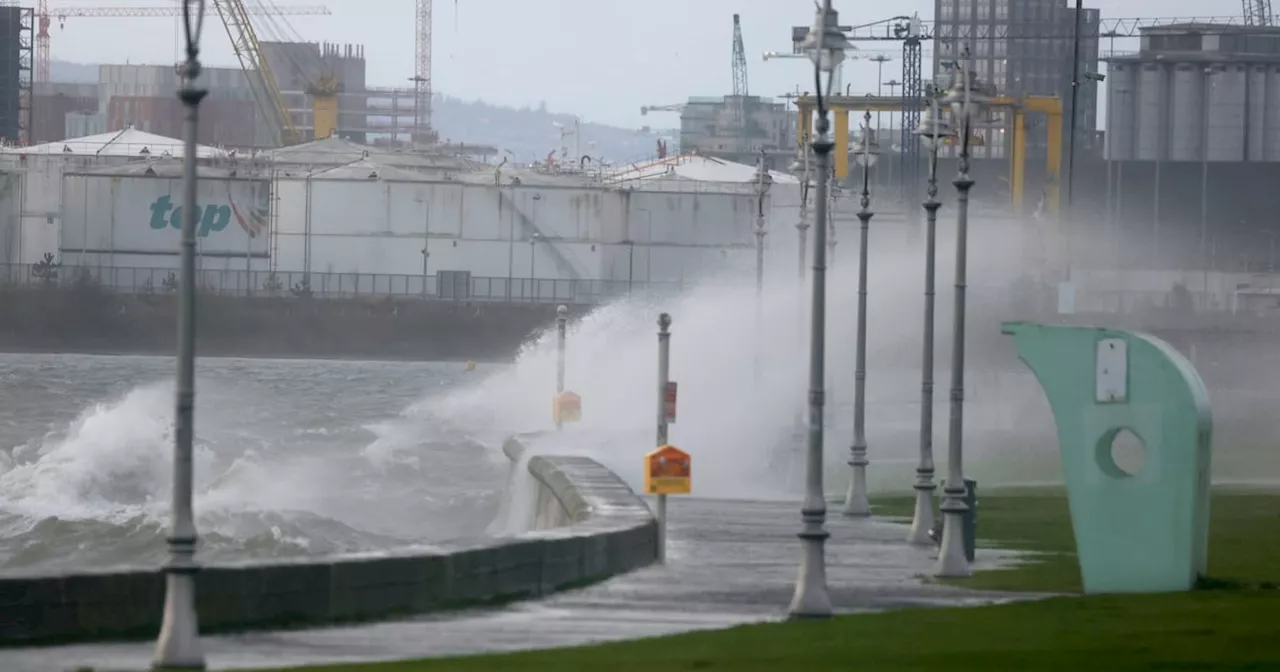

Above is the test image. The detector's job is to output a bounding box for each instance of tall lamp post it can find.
[154,0,207,668]
[936,49,989,578]
[790,141,813,448]
[529,231,541,302]
[1259,230,1277,274]
[788,0,847,620]
[754,151,774,377]
[908,84,955,545]
[842,111,879,518]
[622,239,636,294]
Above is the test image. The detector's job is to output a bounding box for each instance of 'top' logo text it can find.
[148,195,232,238]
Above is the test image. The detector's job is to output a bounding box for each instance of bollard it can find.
[929,477,976,563]
[655,312,672,563]
[963,478,977,563]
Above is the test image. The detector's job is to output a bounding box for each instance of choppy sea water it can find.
[0,353,511,574]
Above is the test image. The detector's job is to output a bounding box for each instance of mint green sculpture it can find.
[1001,322,1213,594]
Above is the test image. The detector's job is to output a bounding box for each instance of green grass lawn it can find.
[252,490,1280,672]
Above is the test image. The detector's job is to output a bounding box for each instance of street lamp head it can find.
[944,68,990,120]
[1084,72,1106,82]
[789,157,804,172]
[852,127,881,168]
[801,5,849,74]
[914,104,956,150]
[756,169,774,196]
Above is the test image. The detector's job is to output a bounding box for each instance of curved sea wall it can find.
[0,450,657,645]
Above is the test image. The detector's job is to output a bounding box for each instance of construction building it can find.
[675,96,795,165]
[263,41,370,144]
[933,0,1100,158]
[22,43,428,151]
[0,5,33,146]
[643,15,794,166]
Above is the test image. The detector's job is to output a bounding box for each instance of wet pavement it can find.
[0,497,1044,671]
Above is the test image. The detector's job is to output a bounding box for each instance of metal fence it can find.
[0,263,690,306]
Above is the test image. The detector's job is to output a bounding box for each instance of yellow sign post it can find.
[553,390,581,425]
[645,445,691,495]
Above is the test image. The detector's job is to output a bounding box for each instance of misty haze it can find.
[0,0,1276,670]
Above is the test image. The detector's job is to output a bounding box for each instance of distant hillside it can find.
[51,61,98,84]
[430,95,669,164]
[51,60,667,163]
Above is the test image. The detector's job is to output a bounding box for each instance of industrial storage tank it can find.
[1265,66,1280,161]
[60,165,271,285]
[1107,62,1137,161]
[1206,64,1247,162]
[1248,65,1269,162]
[1135,62,1165,161]
[1169,63,1204,162]
[269,161,760,291]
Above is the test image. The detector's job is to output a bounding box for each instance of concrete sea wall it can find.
[0,284,575,362]
[0,452,657,645]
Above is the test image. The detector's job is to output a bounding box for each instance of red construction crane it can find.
[33,2,332,83]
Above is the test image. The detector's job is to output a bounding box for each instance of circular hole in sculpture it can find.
[1108,428,1146,477]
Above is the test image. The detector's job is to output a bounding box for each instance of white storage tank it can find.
[1107,62,1136,161]
[1135,62,1165,161]
[1265,66,1280,160]
[60,170,271,274]
[1169,63,1204,162]
[1248,65,1269,162]
[1206,64,1246,162]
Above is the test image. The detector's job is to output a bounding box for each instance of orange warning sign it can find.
[644,445,691,495]
[663,381,678,423]
[553,391,581,424]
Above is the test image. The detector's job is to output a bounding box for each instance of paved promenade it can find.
[0,497,1042,672]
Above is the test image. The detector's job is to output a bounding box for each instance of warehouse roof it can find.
[66,158,248,179]
[267,136,468,172]
[306,157,434,182]
[601,153,800,189]
[1,127,226,159]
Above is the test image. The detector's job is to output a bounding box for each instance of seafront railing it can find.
[0,262,708,306]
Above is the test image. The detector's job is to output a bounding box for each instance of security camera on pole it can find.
[788,0,848,620]
[908,84,956,546]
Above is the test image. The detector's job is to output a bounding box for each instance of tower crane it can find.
[1243,0,1274,26]
[640,103,686,116]
[33,2,331,84]
[414,0,434,143]
[730,13,749,152]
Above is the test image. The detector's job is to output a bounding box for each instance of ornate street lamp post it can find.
[907,84,955,545]
[936,47,990,578]
[788,0,848,620]
[154,0,208,667]
[842,112,879,517]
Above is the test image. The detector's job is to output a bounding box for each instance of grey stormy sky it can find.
[48,0,1226,128]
